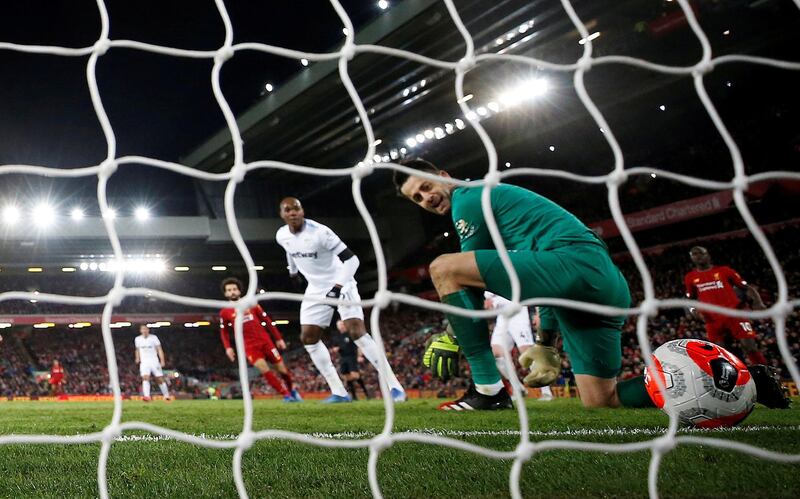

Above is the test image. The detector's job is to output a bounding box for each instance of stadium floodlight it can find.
[28,267,43,273]
[70,207,84,221]
[33,322,55,329]
[578,31,600,45]
[455,118,466,130]
[487,101,500,113]
[415,133,425,143]
[61,267,76,272]
[272,320,290,326]
[342,28,349,35]
[423,129,434,139]
[0,323,12,329]
[79,262,89,271]
[505,162,511,167]
[32,203,56,228]
[300,58,309,66]
[405,138,417,148]
[378,0,389,9]
[103,208,116,220]
[89,262,98,271]
[434,127,445,139]
[549,145,556,152]
[195,321,211,326]
[134,206,150,221]
[265,83,273,92]
[174,266,190,272]
[457,93,473,103]
[498,78,549,107]
[476,106,488,116]
[212,265,227,271]
[659,104,666,111]
[2,205,20,225]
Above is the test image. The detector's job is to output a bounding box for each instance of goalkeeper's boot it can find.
[748,365,791,409]
[437,383,512,411]
[290,388,303,402]
[322,394,352,404]
[390,388,407,403]
[519,344,560,388]
[283,394,301,403]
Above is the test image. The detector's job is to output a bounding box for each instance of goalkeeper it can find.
[395,158,650,411]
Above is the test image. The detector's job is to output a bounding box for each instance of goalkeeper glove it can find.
[325,285,342,308]
[423,330,461,381]
[519,344,560,388]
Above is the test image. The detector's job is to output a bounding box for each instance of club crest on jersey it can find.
[455,219,477,241]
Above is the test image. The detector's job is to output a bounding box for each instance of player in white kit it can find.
[484,292,553,401]
[134,324,171,402]
[277,197,406,403]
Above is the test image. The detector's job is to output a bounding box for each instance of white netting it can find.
[0,0,798,497]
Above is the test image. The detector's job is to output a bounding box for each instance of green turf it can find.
[0,398,797,498]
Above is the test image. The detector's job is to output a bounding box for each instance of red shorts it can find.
[245,341,282,366]
[49,375,64,385]
[704,313,756,344]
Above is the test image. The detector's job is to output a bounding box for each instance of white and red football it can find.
[644,339,757,428]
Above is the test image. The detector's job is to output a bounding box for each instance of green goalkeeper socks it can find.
[442,289,502,387]
[617,376,655,408]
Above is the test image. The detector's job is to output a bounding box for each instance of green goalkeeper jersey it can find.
[450,183,601,252]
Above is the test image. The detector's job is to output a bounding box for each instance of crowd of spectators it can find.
[0,225,798,398]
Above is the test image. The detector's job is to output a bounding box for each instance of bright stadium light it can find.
[174,266,190,272]
[134,206,150,221]
[61,267,76,272]
[32,203,56,228]
[28,267,43,273]
[80,262,89,271]
[2,205,20,225]
[578,31,601,45]
[415,133,425,143]
[378,0,389,9]
[70,207,85,221]
[498,78,549,107]
[405,138,417,148]
[300,58,309,66]
[455,118,466,130]
[265,83,273,92]
[89,262,98,271]
[103,208,116,220]
[424,129,434,139]
[212,266,227,271]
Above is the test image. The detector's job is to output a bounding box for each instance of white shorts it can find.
[491,307,534,353]
[139,361,163,378]
[300,283,364,328]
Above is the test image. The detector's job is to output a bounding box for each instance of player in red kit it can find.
[220,277,301,402]
[49,359,66,398]
[683,246,768,366]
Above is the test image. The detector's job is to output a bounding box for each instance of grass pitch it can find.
[0,398,797,498]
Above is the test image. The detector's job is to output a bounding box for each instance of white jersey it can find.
[276,219,354,290]
[135,334,161,365]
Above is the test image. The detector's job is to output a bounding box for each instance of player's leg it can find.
[728,317,768,365]
[490,316,516,380]
[252,356,291,398]
[154,375,170,401]
[353,370,371,399]
[342,371,358,400]
[141,373,152,401]
[341,314,406,401]
[271,359,296,399]
[300,301,350,401]
[429,252,505,398]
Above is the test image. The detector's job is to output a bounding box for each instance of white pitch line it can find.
[112,425,800,443]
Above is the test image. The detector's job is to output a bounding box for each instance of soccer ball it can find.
[644,339,757,428]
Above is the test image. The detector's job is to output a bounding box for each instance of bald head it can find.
[689,246,711,269]
[279,197,305,232]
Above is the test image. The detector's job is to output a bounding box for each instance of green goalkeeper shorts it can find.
[474,242,631,379]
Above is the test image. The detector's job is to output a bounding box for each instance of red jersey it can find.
[684,265,747,309]
[219,305,283,349]
[50,365,64,383]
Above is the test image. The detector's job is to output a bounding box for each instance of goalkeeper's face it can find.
[399,171,454,215]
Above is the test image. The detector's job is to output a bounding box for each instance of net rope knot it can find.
[607,170,628,187]
[340,43,356,61]
[693,60,714,75]
[483,170,501,188]
[107,287,125,308]
[237,430,255,450]
[652,435,676,454]
[515,442,535,461]
[456,56,476,73]
[230,163,247,184]
[640,299,658,318]
[102,425,121,443]
[370,434,393,452]
[501,302,522,319]
[98,159,118,179]
[93,38,111,56]
[352,162,375,179]
[215,46,235,65]
[577,56,593,72]
[373,290,392,309]
[732,174,749,192]
[238,295,258,310]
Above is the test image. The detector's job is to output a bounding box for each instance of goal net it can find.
[0,0,798,498]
